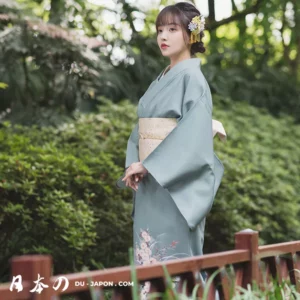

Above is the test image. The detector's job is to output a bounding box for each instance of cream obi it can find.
[138,118,227,162]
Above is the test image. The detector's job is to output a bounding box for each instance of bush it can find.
[205,95,300,253]
[0,98,136,282]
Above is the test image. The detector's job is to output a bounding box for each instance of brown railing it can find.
[0,230,300,300]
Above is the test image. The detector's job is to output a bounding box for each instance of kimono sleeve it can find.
[115,122,139,189]
[125,122,139,168]
[141,93,215,230]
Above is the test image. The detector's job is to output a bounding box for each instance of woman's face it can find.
[156,22,190,58]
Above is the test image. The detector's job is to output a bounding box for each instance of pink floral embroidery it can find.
[171,240,179,248]
[134,228,187,299]
[135,229,181,265]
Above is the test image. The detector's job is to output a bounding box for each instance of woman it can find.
[116,2,226,297]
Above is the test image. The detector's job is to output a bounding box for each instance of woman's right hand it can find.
[125,174,144,191]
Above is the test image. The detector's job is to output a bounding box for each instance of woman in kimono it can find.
[117,2,226,298]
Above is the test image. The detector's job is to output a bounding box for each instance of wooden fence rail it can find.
[0,230,300,300]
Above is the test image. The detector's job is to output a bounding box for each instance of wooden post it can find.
[112,286,132,300]
[295,252,300,292]
[148,277,166,299]
[235,229,259,288]
[177,271,196,296]
[10,255,52,300]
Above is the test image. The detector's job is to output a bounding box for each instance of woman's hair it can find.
[155,2,205,55]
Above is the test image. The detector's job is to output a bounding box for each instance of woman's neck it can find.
[163,65,170,76]
[169,51,191,69]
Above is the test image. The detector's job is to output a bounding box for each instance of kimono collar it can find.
[157,58,201,82]
[140,58,202,106]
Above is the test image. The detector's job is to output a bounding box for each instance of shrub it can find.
[0,98,136,281]
[205,95,300,252]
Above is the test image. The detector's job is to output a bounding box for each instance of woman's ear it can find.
[183,31,192,48]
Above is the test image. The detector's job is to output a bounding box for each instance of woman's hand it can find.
[124,174,143,191]
[122,162,148,191]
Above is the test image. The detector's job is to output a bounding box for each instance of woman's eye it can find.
[169,28,176,31]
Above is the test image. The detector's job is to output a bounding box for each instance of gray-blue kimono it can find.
[116,58,224,267]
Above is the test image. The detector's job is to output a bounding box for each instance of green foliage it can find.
[0,21,103,124]
[205,94,300,253]
[232,280,300,300]
[0,0,112,124]
[0,99,136,282]
[1,0,299,125]
[0,82,8,89]
[202,56,300,122]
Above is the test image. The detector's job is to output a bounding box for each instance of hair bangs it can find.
[155,6,182,31]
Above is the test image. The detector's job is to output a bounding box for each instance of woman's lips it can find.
[161,45,169,49]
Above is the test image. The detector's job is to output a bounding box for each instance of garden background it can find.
[0,0,299,282]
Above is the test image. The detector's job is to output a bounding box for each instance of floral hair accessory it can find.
[188,15,205,44]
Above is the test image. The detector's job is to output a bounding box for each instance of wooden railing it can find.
[0,230,300,300]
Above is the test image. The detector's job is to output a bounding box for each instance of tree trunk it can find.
[207,0,218,58]
[208,0,215,22]
[49,0,65,25]
[291,0,300,80]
